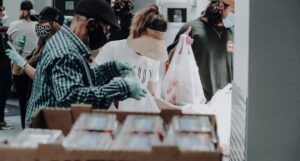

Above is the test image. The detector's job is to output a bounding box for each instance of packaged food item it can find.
[164,134,215,152]
[71,113,118,133]
[121,115,164,140]
[112,133,160,151]
[170,116,212,133]
[9,128,64,148]
[63,131,112,150]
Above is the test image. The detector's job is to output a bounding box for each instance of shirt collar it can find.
[60,25,91,57]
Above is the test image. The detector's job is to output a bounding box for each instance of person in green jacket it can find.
[168,0,234,101]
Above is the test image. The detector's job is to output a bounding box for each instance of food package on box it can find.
[170,115,212,134]
[112,133,160,151]
[121,115,164,140]
[71,113,118,133]
[63,131,112,150]
[164,133,215,152]
[9,128,64,148]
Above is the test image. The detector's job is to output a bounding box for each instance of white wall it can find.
[32,0,52,13]
[3,0,25,25]
[3,0,52,25]
[233,0,249,98]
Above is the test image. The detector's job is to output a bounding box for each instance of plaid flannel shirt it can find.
[25,25,130,126]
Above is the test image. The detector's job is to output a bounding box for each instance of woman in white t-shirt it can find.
[95,4,168,112]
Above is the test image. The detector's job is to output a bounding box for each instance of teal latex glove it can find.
[6,41,27,69]
[115,61,134,77]
[15,33,26,52]
[124,77,147,100]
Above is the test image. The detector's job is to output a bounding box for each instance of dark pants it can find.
[13,74,30,129]
[0,65,12,122]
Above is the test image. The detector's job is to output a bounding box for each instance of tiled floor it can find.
[0,115,23,142]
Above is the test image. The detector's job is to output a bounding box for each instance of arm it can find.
[147,61,161,96]
[51,55,131,108]
[24,63,36,79]
[147,82,157,96]
[167,24,190,53]
[92,61,120,86]
[92,42,119,86]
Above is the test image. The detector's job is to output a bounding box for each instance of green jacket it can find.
[168,18,233,100]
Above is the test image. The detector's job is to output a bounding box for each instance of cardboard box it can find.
[0,104,221,161]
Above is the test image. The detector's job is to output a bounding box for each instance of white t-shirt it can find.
[7,20,38,57]
[95,39,160,88]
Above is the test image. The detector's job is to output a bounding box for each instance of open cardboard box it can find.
[0,104,222,161]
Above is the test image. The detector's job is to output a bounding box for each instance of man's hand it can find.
[115,61,134,77]
[124,77,147,100]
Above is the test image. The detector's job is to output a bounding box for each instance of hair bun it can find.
[148,4,159,14]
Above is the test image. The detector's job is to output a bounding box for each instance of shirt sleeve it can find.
[91,61,120,86]
[51,55,130,109]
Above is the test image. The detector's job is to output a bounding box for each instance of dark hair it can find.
[28,22,60,65]
[131,4,167,38]
[0,6,5,12]
[20,1,33,10]
[202,1,223,25]
[38,7,64,25]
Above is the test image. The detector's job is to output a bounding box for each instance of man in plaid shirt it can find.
[25,0,146,126]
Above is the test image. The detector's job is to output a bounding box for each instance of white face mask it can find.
[223,12,234,28]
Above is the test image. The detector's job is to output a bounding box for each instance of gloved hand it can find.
[6,41,27,69]
[124,77,147,100]
[115,61,134,77]
[15,33,26,52]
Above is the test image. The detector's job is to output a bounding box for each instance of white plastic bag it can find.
[162,34,206,106]
[118,89,161,113]
[208,84,232,156]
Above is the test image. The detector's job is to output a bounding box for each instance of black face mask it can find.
[206,2,223,26]
[87,20,108,50]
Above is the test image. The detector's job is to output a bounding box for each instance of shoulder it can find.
[104,39,126,48]
[44,31,76,59]
[9,20,21,27]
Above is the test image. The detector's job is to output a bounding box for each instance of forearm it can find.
[92,61,119,86]
[57,79,130,108]
[147,82,157,96]
[12,63,23,75]
[24,63,36,80]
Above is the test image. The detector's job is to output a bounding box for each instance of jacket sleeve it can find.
[51,55,130,109]
[91,61,120,86]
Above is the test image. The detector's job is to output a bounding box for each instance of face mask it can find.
[223,12,235,28]
[87,21,108,50]
[35,24,51,39]
[0,14,8,24]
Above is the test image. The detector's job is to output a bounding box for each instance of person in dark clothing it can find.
[5,6,65,128]
[109,0,134,41]
[168,0,234,101]
[0,6,13,130]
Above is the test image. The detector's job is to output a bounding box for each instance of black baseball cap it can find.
[20,0,33,10]
[0,6,5,12]
[74,0,120,30]
[38,7,64,25]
